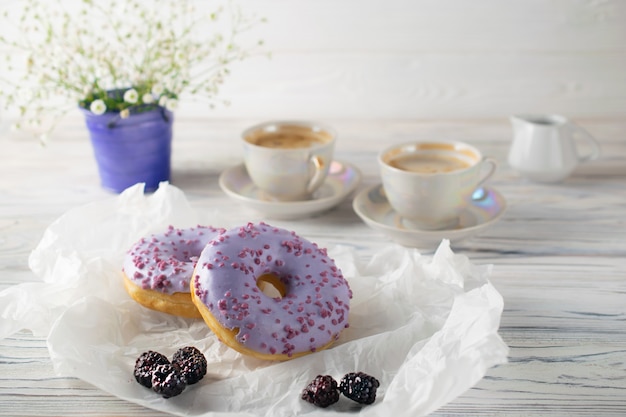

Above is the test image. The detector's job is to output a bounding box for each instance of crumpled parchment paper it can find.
[0,183,509,417]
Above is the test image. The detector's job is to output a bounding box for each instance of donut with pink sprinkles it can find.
[122,225,225,318]
[191,222,352,360]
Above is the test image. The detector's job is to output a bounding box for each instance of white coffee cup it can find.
[379,141,497,230]
[242,120,336,201]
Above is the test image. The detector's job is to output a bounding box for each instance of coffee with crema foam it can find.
[245,126,332,149]
[388,153,472,174]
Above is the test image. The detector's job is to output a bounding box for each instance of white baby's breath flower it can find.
[120,109,130,119]
[90,99,107,115]
[0,0,265,139]
[123,88,138,104]
[19,88,33,101]
[165,98,178,111]
[142,93,154,104]
[151,84,164,96]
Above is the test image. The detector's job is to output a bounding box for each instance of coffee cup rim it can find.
[242,120,337,149]
[378,140,483,175]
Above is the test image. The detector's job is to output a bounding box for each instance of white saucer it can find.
[219,161,361,220]
[353,184,506,249]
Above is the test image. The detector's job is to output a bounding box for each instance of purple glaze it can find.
[193,222,352,357]
[123,225,225,294]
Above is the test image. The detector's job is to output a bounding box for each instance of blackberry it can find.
[151,363,187,398]
[134,350,170,388]
[172,346,207,385]
[301,375,340,408]
[339,372,380,405]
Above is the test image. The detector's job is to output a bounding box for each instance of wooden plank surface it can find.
[1,117,625,416]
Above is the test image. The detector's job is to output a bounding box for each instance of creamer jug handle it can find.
[569,124,601,163]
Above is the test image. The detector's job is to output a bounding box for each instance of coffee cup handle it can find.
[306,155,326,194]
[477,157,498,188]
[571,125,601,163]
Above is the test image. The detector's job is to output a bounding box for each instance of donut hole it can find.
[256,273,287,299]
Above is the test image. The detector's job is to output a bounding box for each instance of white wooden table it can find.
[1,116,625,416]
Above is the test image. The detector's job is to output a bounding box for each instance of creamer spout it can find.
[509,115,528,134]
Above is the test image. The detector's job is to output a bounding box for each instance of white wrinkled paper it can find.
[0,183,508,417]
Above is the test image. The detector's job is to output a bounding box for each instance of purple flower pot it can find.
[82,107,173,193]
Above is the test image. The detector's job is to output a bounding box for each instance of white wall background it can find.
[203,0,626,121]
[2,0,625,122]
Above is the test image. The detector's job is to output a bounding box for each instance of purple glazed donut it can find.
[191,222,352,360]
[122,225,225,318]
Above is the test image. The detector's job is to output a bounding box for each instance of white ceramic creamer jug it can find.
[508,114,601,183]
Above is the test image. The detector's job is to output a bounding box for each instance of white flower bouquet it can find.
[0,0,264,140]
